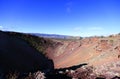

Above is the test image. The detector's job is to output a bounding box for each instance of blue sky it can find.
[0,0,120,36]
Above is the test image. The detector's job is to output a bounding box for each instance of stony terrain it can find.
[45,35,120,78]
[1,30,120,78]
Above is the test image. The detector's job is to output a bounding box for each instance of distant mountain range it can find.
[29,33,81,39]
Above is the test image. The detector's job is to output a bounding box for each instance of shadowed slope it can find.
[0,31,54,73]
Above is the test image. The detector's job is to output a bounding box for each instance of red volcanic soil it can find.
[45,35,120,73]
[1,31,120,78]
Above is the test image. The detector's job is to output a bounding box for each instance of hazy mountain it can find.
[29,33,81,39]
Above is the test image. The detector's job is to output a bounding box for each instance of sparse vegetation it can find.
[118,33,120,35]
[110,39,114,45]
[1,31,120,78]
[5,71,46,79]
[109,35,114,37]
[100,36,104,38]
[5,31,55,55]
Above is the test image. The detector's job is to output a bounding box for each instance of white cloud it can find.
[74,27,81,31]
[66,7,71,13]
[66,1,72,13]
[0,26,3,30]
[0,26,3,28]
[72,26,105,37]
[88,27,103,31]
